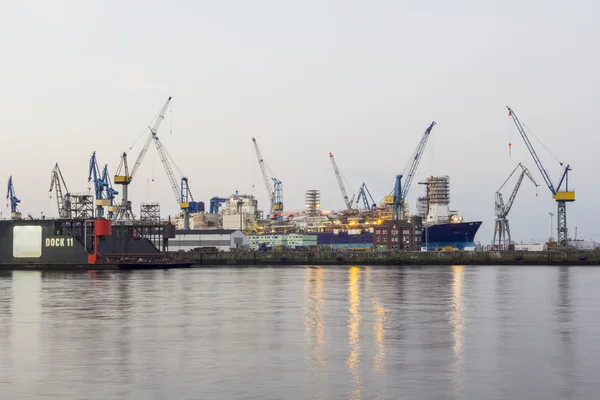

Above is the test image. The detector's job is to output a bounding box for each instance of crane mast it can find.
[493,163,538,247]
[49,163,71,218]
[329,152,355,209]
[506,106,574,246]
[392,121,436,220]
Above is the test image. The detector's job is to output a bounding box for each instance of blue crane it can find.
[209,197,227,214]
[392,121,436,220]
[88,151,109,218]
[101,164,119,219]
[6,176,21,219]
[355,183,376,210]
[506,106,574,246]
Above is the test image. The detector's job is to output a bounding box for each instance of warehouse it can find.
[169,229,248,252]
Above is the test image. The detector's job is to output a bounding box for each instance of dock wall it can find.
[175,250,600,266]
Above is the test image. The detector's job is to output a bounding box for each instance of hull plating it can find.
[422,221,482,250]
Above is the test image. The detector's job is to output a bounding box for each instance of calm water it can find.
[0,265,599,399]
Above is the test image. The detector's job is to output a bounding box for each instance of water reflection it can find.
[304,266,325,396]
[556,267,576,398]
[0,266,597,399]
[347,266,362,399]
[450,265,465,396]
[372,299,386,374]
[11,271,42,392]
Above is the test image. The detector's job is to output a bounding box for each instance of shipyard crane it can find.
[252,137,283,218]
[209,197,227,214]
[6,176,21,220]
[155,136,201,229]
[101,164,119,219]
[49,163,71,218]
[114,97,172,220]
[506,106,574,247]
[493,163,538,247]
[329,152,355,210]
[88,151,110,218]
[356,182,376,210]
[391,121,436,220]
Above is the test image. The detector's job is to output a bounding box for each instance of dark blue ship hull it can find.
[422,221,482,250]
[312,221,481,250]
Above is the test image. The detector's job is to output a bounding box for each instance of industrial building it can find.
[373,217,423,251]
[248,233,317,249]
[167,229,248,252]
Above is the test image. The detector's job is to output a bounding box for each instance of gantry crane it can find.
[493,163,538,246]
[506,106,574,247]
[252,137,283,218]
[88,151,110,218]
[390,121,436,220]
[356,183,376,210]
[6,176,21,220]
[114,97,172,221]
[49,163,71,218]
[329,152,355,210]
[209,197,227,214]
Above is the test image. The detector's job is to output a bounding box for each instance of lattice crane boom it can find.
[252,137,277,215]
[392,121,436,220]
[130,96,172,180]
[49,163,71,218]
[153,135,182,203]
[506,107,567,195]
[401,121,436,200]
[329,152,354,209]
[503,163,538,217]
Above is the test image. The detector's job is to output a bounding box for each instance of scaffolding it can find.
[140,202,160,224]
[416,196,428,218]
[305,190,320,217]
[425,176,450,205]
[70,193,94,219]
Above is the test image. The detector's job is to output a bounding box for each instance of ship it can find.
[0,218,192,269]
[417,176,482,250]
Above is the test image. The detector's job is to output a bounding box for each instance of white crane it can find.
[49,163,71,219]
[114,97,172,221]
[329,152,355,210]
[493,162,538,247]
[252,137,283,218]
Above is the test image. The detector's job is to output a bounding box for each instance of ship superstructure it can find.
[418,175,481,250]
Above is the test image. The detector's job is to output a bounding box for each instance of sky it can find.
[1,0,598,244]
